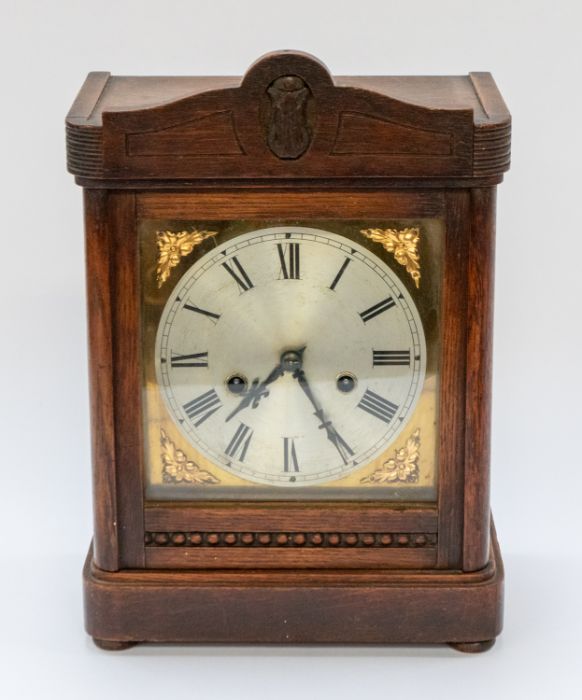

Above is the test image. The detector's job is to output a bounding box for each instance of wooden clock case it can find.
[66,51,511,652]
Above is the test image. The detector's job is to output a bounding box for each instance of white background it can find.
[1,1,581,698]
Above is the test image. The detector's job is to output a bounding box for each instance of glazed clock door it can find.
[131,191,465,571]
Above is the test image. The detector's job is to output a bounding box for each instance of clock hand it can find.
[225,347,308,423]
[292,367,354,465]
[225,361,286,422]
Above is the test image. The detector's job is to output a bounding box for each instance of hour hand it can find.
[225,378,261,422]
[225,362,284,422]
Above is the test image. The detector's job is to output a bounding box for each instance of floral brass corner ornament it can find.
[360,429,420,484]
[161,429,220,485]
[360,227,421,288]
[156,229,218,288]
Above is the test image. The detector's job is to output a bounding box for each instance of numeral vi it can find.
[283,437,300,472]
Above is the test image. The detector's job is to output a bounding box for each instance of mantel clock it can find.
[66,51,511,652]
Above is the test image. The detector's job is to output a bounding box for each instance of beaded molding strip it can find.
[145,532,437,548]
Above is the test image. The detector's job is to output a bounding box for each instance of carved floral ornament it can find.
[156,229,217,288]
[161,429,219,485]
[360,429,420,485]
[360,227,421,288]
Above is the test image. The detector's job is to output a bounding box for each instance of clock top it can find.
[66,50,510,184]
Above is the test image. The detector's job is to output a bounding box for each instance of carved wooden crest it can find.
[266,75,312,159]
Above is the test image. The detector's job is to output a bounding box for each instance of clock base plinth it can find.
[84,525,503,650]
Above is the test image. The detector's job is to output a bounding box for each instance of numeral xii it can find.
[277,242,301,280]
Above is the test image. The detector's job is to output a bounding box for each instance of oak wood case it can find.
[67,51,510,650]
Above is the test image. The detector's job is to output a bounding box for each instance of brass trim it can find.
[360,429,420,484]
[161,429,220,485]
[156,229,218,287]
[360,227,421,288]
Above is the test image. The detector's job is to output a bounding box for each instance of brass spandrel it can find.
[360,227,421,288]
[160,428,220,485]
[156,229,218,288]
[360,428,421,485]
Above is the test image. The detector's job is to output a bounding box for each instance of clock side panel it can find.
[84,190,145,570]
[437,188,495,572]
[437,190,470,569]
[464,187,496,571]
[84,190,119,571]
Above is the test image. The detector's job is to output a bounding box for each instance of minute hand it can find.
[292,368,354,465]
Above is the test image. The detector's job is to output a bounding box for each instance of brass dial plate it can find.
[140,219,443,501]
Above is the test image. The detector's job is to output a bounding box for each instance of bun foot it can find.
[93,637,136,651]
[448,639,495,653]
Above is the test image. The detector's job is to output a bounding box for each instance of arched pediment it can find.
[67,51,510,182]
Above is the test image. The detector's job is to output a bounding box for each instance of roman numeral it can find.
[170,351,208,368]
[277,242,301,279]
[372,350,411,366]
[357,389,398,424]
[183,389,222,426]
[225,423,253,462]
[329,257,351,291]
[222,256,253,292]
[283,437,300,472]
[359,297,396,323]
[183,303,221,322]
